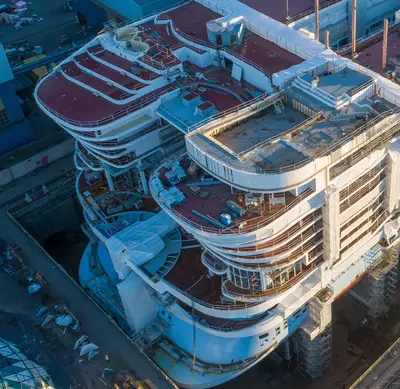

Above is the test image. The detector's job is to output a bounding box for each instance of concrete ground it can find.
[0,154,74,204]
[219,290,400,389]
[0,0,99,52]
[0,85,70,170]
[0,156,174,389]
[0,215,173,389]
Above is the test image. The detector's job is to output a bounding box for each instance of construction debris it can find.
[27,283,41,294]
[41,314,55,327]
[55,314,73,327]
[74,335,88,350]
[35,305,48,318]
[79,343,99,357]
[88,349,99,361]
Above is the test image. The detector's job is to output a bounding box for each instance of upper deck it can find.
[35,1,303,132]
[238,0,341,23]
[353,28,400,74]
[187,66,397,180]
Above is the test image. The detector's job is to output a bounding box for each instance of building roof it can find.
[0,338,54,389]
[0,44,14,84]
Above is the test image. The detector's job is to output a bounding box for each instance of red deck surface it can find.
[161,1,302,74]
[164,247,226,305]
[353,30,400,73]
[233,33,302,74]
[37,2,301,125]
[75,53,147,91]
[94,49,160,80]
[37,71,177,124]
[160,160,297,231]
[62,62,126,100]
[239,0,340,22]
[161,2,218,43]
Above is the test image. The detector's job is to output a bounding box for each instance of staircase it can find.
[211,49,223,68]
[131,319,170,353]
[291,76,349,110]
[156,252,180,278]
[274,99,285,114]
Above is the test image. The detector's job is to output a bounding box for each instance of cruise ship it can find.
[34,0,400,387]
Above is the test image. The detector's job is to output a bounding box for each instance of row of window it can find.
[339,160,386,201]
[340,194,384,234]
[339,209,388,258]
[258,304,308,340]
[330,124,400,180]
[339,171,385,214]
[259,320,288,340]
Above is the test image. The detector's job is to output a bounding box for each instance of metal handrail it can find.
[285,0,342,25]
[35,79,179,129]
[160,12,271,78]
[336,19,400,55]
[150,155,315,235]
[163,278,260,311]
[187,91,273,132]
[222,261,320,301]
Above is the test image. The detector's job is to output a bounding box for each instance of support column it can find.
[350,246,398,321]
[314,0,320,42]
[386,140,400,213]
[382,19,389,70]
[293,288,333,379]
[104,169,115,192]
[325,30,330,49]
[322,185,340,281]
[351,0,357,55]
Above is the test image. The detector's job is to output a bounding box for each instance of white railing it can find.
[149,153,316,235]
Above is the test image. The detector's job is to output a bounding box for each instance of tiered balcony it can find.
[88,44,160,80]
[61,62,130,102]
[76,141,102,170]
[163,246,259,311]
[151,156,314,235]
[75,53,148,92]
[222,259,322,302]
[158,1,302,75]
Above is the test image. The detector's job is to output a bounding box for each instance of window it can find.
[276,326,281,335]
[283,321,288,329]
[230,267,262,291]
[0,98,9,127]
[259,332,269,339]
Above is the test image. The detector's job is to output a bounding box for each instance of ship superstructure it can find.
[35,0,400,387]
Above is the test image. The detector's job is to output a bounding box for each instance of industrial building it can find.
[0,45,34,155]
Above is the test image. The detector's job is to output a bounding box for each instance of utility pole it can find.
[325,30,330,49]
[351,0,357,55]
[382,19,389,70]
[286,0,290,21]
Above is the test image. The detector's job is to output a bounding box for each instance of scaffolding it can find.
[350,246,398,321]
[293,286,333,379]
[293,324,332,379]
[131,318,170,355]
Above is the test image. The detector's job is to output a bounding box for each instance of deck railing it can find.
[150,155,316,235]
[284,0,342,25]
[222,260,321,301]
[158,11,271,78]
